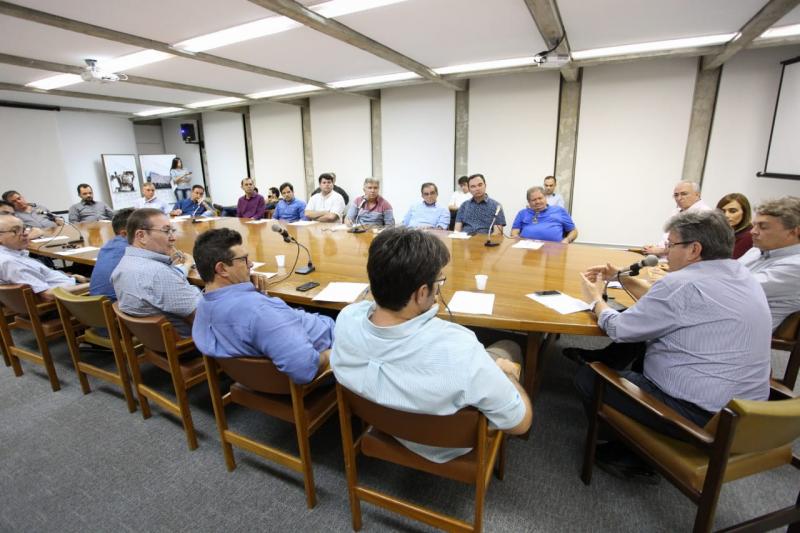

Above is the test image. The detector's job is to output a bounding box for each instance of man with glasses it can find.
[111,208,199,337]
[401,182,450,230]
[644,181,711,255]
[191,228,333,384]
[573,210,770,482]
[0,214,88,301]
[331,227,532,463]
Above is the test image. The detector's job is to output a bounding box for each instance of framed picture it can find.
[139,154,177,206]
[102,154,141,210]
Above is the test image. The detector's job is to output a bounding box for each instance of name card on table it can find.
[512,240,544,250]
[55,246,100,256]
[312,282,369,303]
[447,291,495,315]
[448,232,470,240]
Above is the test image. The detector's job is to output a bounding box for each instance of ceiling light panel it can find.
[433,57,537,75]
[246,85,322,99]
[571,33,737,61]
[329,72,420,88]
[185,96,245,108]
[758,23,800,40]
[135,107,184,116]
[0,89,148,113]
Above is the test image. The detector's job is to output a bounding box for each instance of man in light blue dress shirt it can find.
[402,183,450,230]
[543,176,565,208]
[274,182,307,223]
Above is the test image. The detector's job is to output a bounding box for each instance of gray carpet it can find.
[1,329,797,533]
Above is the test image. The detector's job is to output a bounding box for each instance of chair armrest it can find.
[769,378,795,400]
[35,301,57,313]
[303,366,334,394]
[174,337,196,354]
[590,362,714,446]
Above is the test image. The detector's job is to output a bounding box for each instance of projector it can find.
[532,54,571,68]
[80,59,128,83]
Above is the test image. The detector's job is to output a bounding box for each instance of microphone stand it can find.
[276,228,316,274]
[348,199,368,234]
[41,212,85,248]
[484,210,501,247]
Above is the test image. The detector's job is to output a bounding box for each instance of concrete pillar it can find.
[300,99,315,194]
[370,95,382,178]
[454,80,470,185]
[243,108,255,181]
[554,70,582,210]
[682,59,722,186]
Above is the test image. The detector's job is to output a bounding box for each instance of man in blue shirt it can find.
[454,174,505,235]
[170,184,214,217]
[274,182,307,223]
[191,228,332,384]
[402,182,450,230]
[89,207,133,301]
[511,186,577,243]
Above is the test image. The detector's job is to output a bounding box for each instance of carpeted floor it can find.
[1,328,797,532]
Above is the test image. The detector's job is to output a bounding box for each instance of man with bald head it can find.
[644,180,711,255]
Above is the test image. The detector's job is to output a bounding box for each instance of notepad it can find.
[448,232,470,240]
[512,240,544,250]
[31,235,69,244]
[191,217,220,222]
[312,282,369,303]
[526,292,590,314]
[447,291,495,315]
[56,246,99,256]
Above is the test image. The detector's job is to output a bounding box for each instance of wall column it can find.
[454,80,470,185]
[300,98,315,194]
[554,70,582,210]
[682,58,722,186]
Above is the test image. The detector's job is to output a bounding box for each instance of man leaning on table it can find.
[574,210,770,482]
[191,228,333,384]
[345,177,394,227]
[402,182,450,229]
[454,174,505,236]
[331,227,532,463]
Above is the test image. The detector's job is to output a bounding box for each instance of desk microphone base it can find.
[348,227,367,234]
[484,241,500,247]
[296,264,316,275]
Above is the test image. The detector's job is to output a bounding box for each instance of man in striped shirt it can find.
[576,210,771,481]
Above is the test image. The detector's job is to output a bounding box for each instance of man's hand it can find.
[580,272,605,304]
[170,209,183,216]
[495,358,521,382]
[55,218,65,227]
[71,274,88,284]
[643,244,665,256]
[584,262,621,283]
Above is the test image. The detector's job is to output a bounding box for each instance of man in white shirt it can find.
[543,175,565,208]
[135,182,169,214]
[305,173,345,222]
[644,180,712,255]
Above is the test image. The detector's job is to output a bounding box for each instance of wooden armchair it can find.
[0,284,84,391]
[113,304,207,450]
[582,362,800,533]
[0,304,15,367]
[773,311,800,390]
[336,384,506,533]
[204,356,337,508]
[52,288,136,413]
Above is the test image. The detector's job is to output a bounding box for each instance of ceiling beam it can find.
[702,0,800,70]
[0,53,249,99]
[0,82,188,109]
[0,0,344,94]
[248,0,465,91]
[522,0,578,82]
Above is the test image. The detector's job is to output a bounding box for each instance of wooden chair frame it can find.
[773,311,800,390]
[582,362,800,533]
[114,304,206,450]
[0,304,15,367]
[336,384,506,533]
[53,289,136,413]
[204,356,337,508]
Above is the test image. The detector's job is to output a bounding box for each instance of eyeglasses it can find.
[230,254,251,266]
[435,277,446,286]
[0,225,31,236]
[144,226,177,236]
[665,240,694,250]
[422,191,438,197]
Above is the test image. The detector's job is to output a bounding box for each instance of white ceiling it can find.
[0,0,797,116]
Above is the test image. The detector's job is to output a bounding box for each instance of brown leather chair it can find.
[113,303,206,450]
[204,356,336,508]
[52,288,136,413]
[773,311,800,390]
[336,384,507,533]
[0,284,84,391]
[581,362,800,533]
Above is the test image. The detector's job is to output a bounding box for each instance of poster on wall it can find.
[102,154,142,210]
[139,154,177,207]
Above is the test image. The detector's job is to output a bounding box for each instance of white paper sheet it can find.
[289,220,318,226]
[173,215,191,220]
[31,235,69,243]
[190,217,220,222]
[329,224,349,231]
[606,281,623,289]
[251,271,277,279]
[245,219,269,225]
[312,282,369,303]
[447,291,495,315]
[55,246,100,256]
[448,232,470,240]
[511,240,544,250]
[526,292,590,314]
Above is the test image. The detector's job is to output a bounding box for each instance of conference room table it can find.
[29,217,645,401]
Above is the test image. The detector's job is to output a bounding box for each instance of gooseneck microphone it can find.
[484,204,502,247]
[348,198,368,234]
[271,223,315,274]
[39,209,85,248]
[620,254,659,277]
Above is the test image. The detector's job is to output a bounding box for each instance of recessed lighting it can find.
[185,97,245,108]
[247,85,322,99]
[434,57,537,75]
[26,74,83,90]
[758,23,800,40]
[315,0,408,18]
[329,72,420,89]
[135,107,184,116]
[571,33,737,61]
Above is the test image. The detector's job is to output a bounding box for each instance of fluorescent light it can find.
[27,73,83,90]
[185,97,244,108]
[329,71,420,88]
[758,23,800,40]
[102,50,173,71]
[434,57,537,75]
[247,85,322,99]
[572,33,737,60]
[314,0,408,18]
[135,107,184,117]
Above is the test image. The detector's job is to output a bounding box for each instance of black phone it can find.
[534,290,560,296]
[296,281,320,292]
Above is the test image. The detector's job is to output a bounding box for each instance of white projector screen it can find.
[762,56,800,178]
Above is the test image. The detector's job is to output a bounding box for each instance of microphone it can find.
[271,223,315,274]
[348,198,368,234]
[620,255,659,277]
[484,204,502,247]
[37,207,85,248]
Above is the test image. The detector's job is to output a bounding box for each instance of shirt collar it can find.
[126,245,171,264]
[202,282,256,301]
[760,242,800,259]
[0,244,29,257]
[363,303,439,339]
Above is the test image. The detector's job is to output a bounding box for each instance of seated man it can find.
[543,175,565,208]
[448,175,471,211]
[454,174,505,235]
[191,228,332,384]
[111,208,200,337]
[644,180,711,255]
[511,186,577,243]
[345,177,394,228]
[2,190,64,228]
[68,184,114,223]
[135,182,169,214]
[170,184,214,217]
[738,196,800,330]
[236,177,265,220]
[402,182,450,230]
[274,182,307,223]
[577,210,770,479]
[0,214,88,300]
[89,208,133,301]
[305,173,345,222]
[0,201,14,216]
[310,172,349,206]
[331,227,532,463]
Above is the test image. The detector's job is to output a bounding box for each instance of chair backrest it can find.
[774,311,800,343]
[216,356,291,395]
[112,303,171,353]
[726,397,800,454]
[0,284,31,316]
[52,287,108,328]
[339,385,480,448]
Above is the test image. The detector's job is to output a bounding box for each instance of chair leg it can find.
[170,369,198,451]
[0,317,22,376]
[112,346,137,413]
[495,434,507,481]
[788,489,800,533]
[203,357,236,471]
[581,379,604,485]
[336,388,362,531]
[35,332,60,392]
[291,386,317,509]
[125,347,151,419]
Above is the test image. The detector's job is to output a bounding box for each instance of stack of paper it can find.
[312,282,369,303]
[31,235,69,244]
[512,240,544,250]
[289,220,318,226]
[245,219,269,225]
[56,246,99,256]
[448,232,470,240]
[526,292,590,314]
[447,291,495,315]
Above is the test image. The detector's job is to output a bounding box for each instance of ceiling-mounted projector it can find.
[532,53,571,68]
[80,59,128,83]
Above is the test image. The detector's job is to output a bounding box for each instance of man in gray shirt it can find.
[2,190,64,228]
[738,196,800,331]
[111,208,200,337]
[68,184,113,223]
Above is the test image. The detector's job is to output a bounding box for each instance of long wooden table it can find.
[30,218,643,400]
